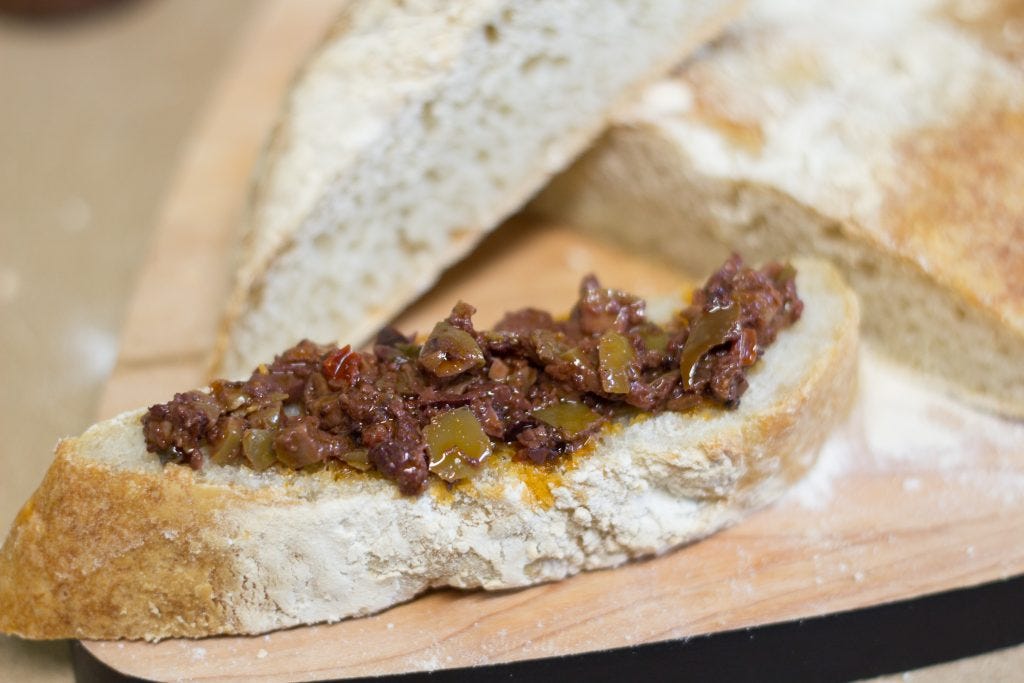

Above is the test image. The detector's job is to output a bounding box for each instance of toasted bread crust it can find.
[881,103,1024,330]
[0,446,245,640]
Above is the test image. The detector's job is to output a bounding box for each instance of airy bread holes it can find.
[398,232,429,255]
[313,232,331,250]
[822,222,845,241]
[420,102,437,133]
[521,54,569,74]
[855,259,879,278]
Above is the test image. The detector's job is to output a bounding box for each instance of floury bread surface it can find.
[530,0,1024,416]
[0,259,857,640]
[213,0,743,378]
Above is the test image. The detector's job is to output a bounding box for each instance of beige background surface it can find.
[0,2,252,679]
[0,1,1020,680]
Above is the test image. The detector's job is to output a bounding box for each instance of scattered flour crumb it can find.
[57,195,93,233]
[62,322,118,387]
[0,267,19,304]
[257,648,268,659]
[191,647,206,662]
[387,622,395,630]
[902,478,922,492]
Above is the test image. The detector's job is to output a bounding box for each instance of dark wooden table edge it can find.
[72,572,1024,682]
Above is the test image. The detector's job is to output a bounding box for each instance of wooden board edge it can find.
[74,573,1024,682]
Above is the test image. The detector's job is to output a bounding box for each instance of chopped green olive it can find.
[679,302,740,389]
[396,342,420,359]
[247,404,281,430]
[341,448,372,471]
[533,400,601,438]
[425,406,492,482]
[419,321,485,378]
[210,380,247,410]
[558,346,591,375]
[209,416,244,465]
[637,325,669,353]
[532,329,569,364]
[241,429,276,471]
[598,330,636,394]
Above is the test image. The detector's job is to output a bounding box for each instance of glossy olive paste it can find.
[143,255,802,494]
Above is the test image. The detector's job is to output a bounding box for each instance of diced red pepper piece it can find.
[322,345,360,384]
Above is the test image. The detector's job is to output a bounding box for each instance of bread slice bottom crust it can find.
[0,259,858,641]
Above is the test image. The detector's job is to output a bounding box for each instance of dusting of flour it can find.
[786,348,1024,510]
[787,416,860,510]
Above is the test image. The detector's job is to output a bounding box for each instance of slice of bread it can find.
[0,258,858,641]
[530,0,1024,416]
[212,0,743,379]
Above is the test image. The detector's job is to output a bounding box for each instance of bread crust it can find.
[0,259,858,641]
[0,442,241,640]
[880,105,1024,331]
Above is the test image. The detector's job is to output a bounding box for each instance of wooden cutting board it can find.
[82,0,1024,680]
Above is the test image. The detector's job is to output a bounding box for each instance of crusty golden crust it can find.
[941,0,1024,67]
[882,102,1024,333]
[0,445,241,640]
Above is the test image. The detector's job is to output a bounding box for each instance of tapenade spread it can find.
[143,255,802,494]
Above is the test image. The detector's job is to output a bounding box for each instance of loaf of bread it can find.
[212,0,743,378]
[0,259,857,640]
[530,0,1024,415]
